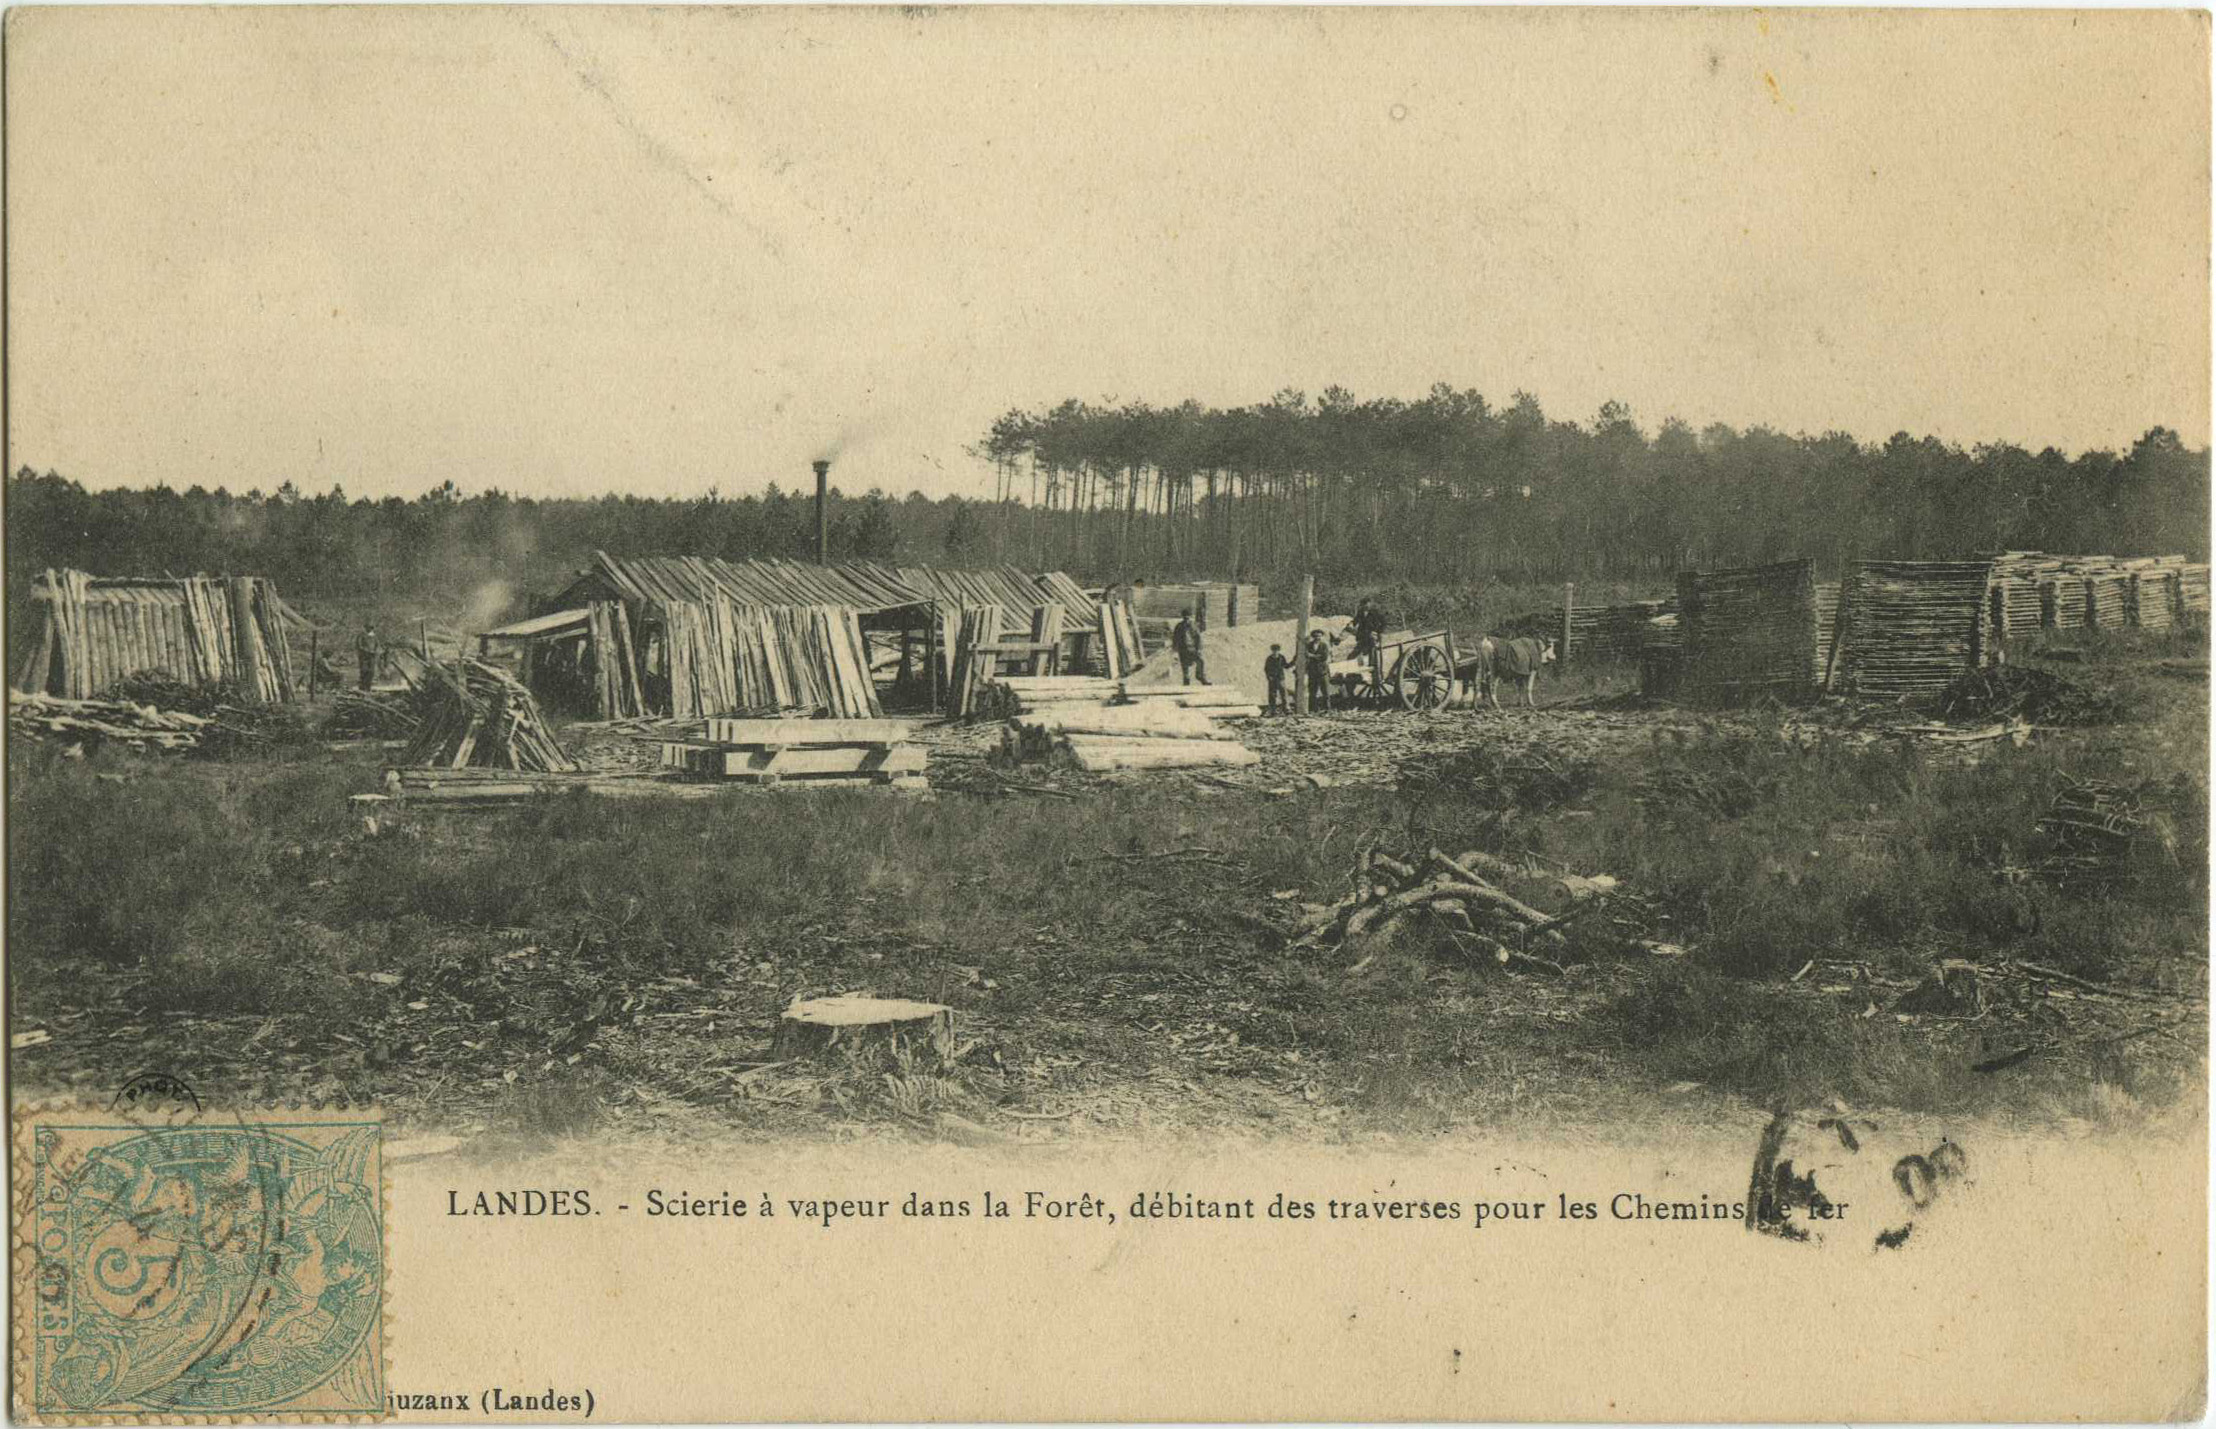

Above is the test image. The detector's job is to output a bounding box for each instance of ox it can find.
[1470,635,1556,709]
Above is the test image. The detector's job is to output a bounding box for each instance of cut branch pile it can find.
[402,658,578,772]
[1934,665,2130,727]
[1294,844,1625,974]
[327,687,427,740]
[2037,775,2205,888]
[1397,740,1599,814]
[9,692,212,753]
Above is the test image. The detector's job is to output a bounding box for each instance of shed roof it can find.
[566,552,1098,622]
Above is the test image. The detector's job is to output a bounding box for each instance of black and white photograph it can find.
[5,5,2207,1420]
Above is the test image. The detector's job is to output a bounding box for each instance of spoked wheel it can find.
[1396,645,1456,710]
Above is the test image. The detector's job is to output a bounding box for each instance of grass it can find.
[8,648,2206,1143]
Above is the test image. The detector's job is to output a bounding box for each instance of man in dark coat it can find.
[1263,644,1291,713]
[1472,635,1556,710]
[1170,610,1209,686]
[1351,598,1389,660]
[355,625,384,691]
[1303,628,1334,712]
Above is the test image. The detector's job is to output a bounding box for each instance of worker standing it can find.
[1171,609,1210,686]
[1303,628,1334,712]
[1263,644,1291,713]
[1352,598,1388,661]
[355,625,384,691]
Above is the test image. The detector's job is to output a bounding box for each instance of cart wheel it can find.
[1397,645,1455,710]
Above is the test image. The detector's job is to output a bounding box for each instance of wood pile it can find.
[661,717,926,789]
[1292,845,1620,974]
[970,675,1122,720]
[1828,559,1994,699]
[1675,559,1819,705]
[2085,570,2130,629]
[1552,597,1676,664]
[999,705,1249,770]
[8,692,212,752]
[1094,588,1146,678]
[327,688,425,741]
[2131,571,2180,631]
[2036,776,2199,888]
[662,600,880,719]
[402,658,579,772]
[947,605,1006,718]
[586,601,648,718]
[1114,686,1263,718]
[2182,565,2211,617]
[16,569,299,704]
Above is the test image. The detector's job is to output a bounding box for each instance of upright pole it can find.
[1294,574,1313,715]
[419,617,430,663]
[307,630,319,702]
[1560,582,1575,668]
[814,460,832,565]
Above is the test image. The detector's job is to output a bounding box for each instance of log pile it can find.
[972,675,1121,720]
[402,658,579,772]
[1828,559,1994,699]
[1114,685,1264,718]
[8,692,212,752]
[661,717,926,789]
[1676,558,1820,704]
[997,702,1257,772]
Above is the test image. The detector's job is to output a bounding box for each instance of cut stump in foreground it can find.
[777,995,954,1058]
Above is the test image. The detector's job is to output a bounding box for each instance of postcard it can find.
[6,5,2207,1421]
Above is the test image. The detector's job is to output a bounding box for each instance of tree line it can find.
[977,387,2210,581]
[6,384,2207,619]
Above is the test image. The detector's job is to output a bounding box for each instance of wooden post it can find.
[925,602,942,714]
[1293,574,1313,716]
[419,617,431,662]
[1560,582,1575,668]
[307,629,320,702]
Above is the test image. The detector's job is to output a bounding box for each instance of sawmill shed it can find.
[13,568,307,703]
[482,551,1102,719]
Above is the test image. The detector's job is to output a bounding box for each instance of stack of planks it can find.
[947,605,1005,718]
[1675,559,1820,705]
[9,692,212,752]
[1094,589,1146,679]
[586,601,648,718]
[2130,569,2181,631]
[16,569,298,704]
[1114,685,1263,719]
[2183,565,2211,618]
[662,600,880,719]
[660,718,925,789]
[1553,597,1677,664]
[2085,570,2130,629]
[1828,560,1994,699]
[997,704,1259,772]
[973,674,1121,720]
[1813,582,1843,684]
[403,658,579,772]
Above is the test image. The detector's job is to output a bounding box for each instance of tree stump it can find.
[777,995,954,1059]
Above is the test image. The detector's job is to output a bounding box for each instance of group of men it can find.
[1171,597,1554,714]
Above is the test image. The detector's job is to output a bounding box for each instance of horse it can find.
[1471,635,1555,709]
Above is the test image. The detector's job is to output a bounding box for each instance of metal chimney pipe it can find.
[813,459,831,565]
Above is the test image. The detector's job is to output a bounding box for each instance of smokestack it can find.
[813,459,831,565]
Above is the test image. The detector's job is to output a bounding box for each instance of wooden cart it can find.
[1330,629,1461,710]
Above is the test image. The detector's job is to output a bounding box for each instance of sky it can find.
[7,6,2209,502]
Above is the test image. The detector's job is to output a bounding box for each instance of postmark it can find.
[14,1098,387,1421]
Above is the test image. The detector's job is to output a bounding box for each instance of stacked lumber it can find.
[8,692,212,752]
[662,600,880,719]
[2131,571,2180,631]
[947,605,1005,718]
[1829,560,1994,699]
[1675,559,1819,705]
[16,569,298,703]
[660,717,925,789]
[1114,685,1263,718]
[1552,597,1676,664]
[1814,582,1842,683]
[2183,564,2212,617]
[402,658,579,772]
[1095,589,1145,678]
[999,705,1237,761]
[1052,737,1260,772]
[972,675,1120,719]
[586,601,648,718]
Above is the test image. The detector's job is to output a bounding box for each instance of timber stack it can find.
[973,675,1122,720]
[1676,558,1820,705]
[1828,559,1994,699]
[1114,686,1263,719]
[2184,564,2212,618]
[661,718,926,789]
[1553,597,1676,664]
[403,658,579,772]
[1093,588,1146,678]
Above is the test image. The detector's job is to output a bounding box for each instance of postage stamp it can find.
[12,1096,386,1422]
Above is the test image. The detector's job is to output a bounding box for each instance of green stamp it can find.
[20,1104,385,1420]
